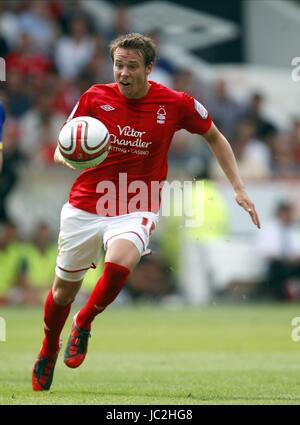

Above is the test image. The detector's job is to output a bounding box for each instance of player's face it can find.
[113,48,152,99]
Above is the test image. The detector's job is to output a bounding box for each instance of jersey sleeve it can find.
[0,103,6,140]
[178,92,212,135]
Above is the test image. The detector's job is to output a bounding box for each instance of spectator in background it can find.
[169,70,211,170]
[46,0,84,35]
[0,1,22,50]
[126,254,175,303]
[78,35,112,90]
[17,0,58,54]
[168,129,198,169]
[0,113,26,222]
[211,119,272,179]
[172,69,205,100]
[242,92,277,142]
[0,220,32,305]
[290,118,300,168]
[106,5,133,42]
[22,223,57,299]
[204,78,245,140]
[6,32,52,83]
[145,29,177,87]
[271,133,298,177]
[54,14,96,81]
[50,72,81,116]
[257,202,300,301]
[4,68,31,118]
[275,117,300,176]
[19,90,66,162]
[234,120,272,178]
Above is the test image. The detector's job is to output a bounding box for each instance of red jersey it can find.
[68,81,212,216]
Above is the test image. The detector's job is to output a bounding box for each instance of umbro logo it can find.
[100,104,115,111]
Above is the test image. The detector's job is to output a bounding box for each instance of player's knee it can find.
[52,287,75,306]
[105,239,140,271]
[52,275,82,305]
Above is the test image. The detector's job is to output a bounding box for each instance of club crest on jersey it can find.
[194,99,208,119]
[157,105,166,124]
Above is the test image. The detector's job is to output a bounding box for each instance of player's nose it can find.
[120,67,130,77]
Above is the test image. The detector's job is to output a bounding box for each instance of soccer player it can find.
[0,102,6,173]
[32,33,260,391]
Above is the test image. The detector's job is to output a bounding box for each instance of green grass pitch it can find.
[1,303,300,405]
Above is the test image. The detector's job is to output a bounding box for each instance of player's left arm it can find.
[203,122,261,229]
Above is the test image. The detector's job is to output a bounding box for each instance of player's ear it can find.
[145,63,153,75]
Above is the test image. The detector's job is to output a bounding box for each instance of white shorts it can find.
[55,202,159,282]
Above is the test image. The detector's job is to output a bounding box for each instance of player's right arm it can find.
[53,145,75,170]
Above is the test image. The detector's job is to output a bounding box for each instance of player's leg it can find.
[32,275,83,391]
[32,202,102,389]
[43,276,83,353]
[64,239,138,368]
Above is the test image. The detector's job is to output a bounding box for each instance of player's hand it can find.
[235,189,261,229]
[54,146,76,170]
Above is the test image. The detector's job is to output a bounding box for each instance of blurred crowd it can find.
[0,0,300,305]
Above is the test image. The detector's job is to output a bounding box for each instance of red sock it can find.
[76,262,130,330]
[41,289,71,356]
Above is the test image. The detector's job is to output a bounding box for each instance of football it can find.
[58,116,110,169]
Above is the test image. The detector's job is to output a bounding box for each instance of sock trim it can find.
[104,261,130,274]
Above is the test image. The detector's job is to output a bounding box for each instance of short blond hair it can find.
[109,33,157,67]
